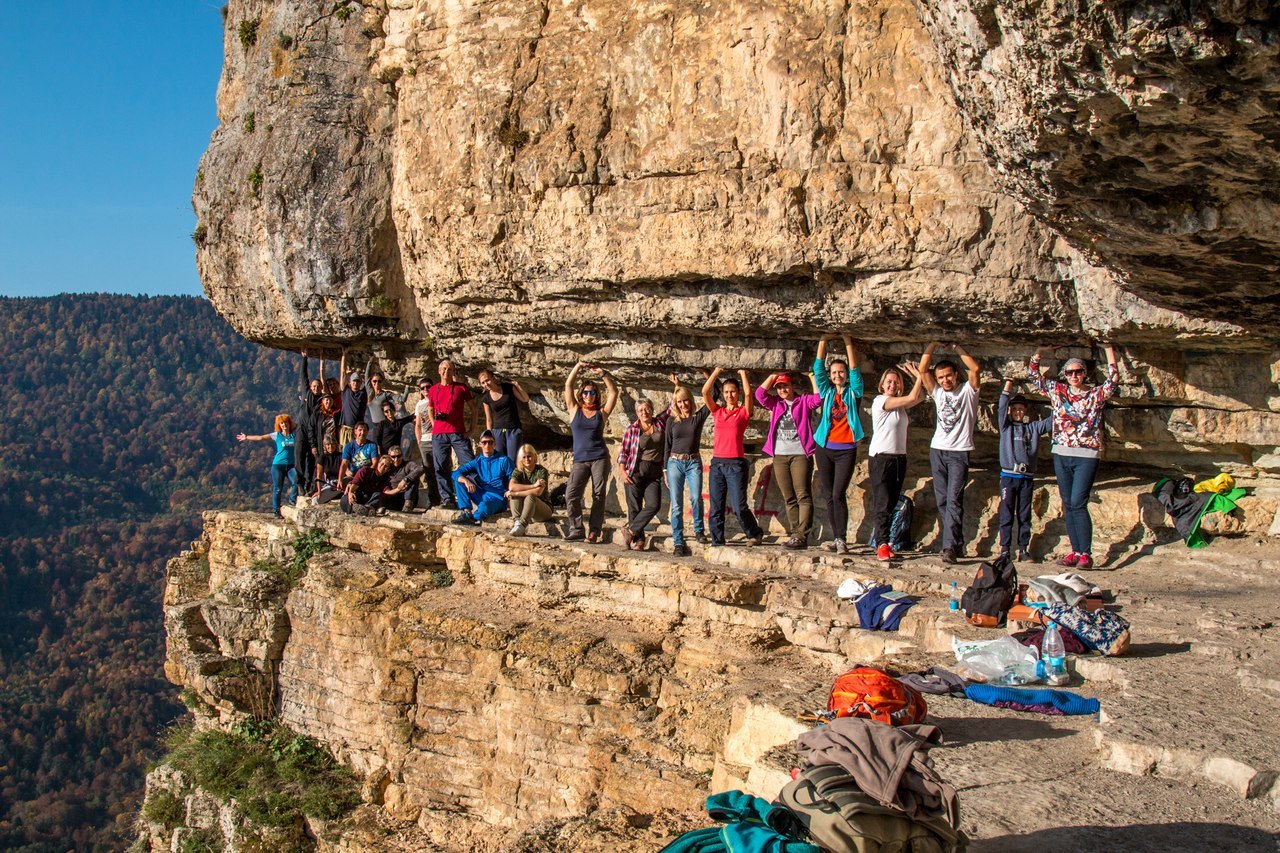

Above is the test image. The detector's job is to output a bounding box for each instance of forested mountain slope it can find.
[0,295,296,851]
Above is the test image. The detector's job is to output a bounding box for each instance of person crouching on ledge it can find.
[451,430,515,527]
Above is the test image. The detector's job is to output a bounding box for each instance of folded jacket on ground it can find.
[964,683,1100,715]
[659,791,821,853]
[1025,576,1086,606]
[898,667,968,696]
[854,584,917,631]
[796,717,960,829]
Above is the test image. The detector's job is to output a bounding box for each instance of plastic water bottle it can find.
[1041,621,1069,686]
[949,581,961,612]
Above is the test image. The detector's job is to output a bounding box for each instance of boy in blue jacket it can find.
[452,430,516,525]
[998,380,1052,561]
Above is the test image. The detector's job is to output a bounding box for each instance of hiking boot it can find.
[1076,553,1094,570]
[876,543,894,562]
[351,504,372,517]
[510,520,527,537]
[451,511,476,526]
[586,531,602,544]
[1017,549,1034,563]
[783,536,806,551]
[673,543,692,557]
[834,539,849,556]
[696,532,710,544]
[563,530,586,542]
[1055,552,1080,567]
[747,535,765,547]
[941,547,958,565]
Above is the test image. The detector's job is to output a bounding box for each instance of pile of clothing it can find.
[1153,474,1247,548]
[662,718,968,852]
[837,579,917,632]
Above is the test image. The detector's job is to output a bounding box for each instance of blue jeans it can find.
[491,428,523,462]
[454,480,507,522]
[433,433,474,502]
[270,463,297,514]
[666,457,705,546]
[1053,454,1099,555]
[708,457,763,544]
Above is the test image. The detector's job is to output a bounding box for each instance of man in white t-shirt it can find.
[920,342,981,563]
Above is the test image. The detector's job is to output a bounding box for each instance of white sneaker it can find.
[834,539,849,555]
[510,521,526,537]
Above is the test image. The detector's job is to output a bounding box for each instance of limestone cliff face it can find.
[194,0,1280,474]
[913,0,1280,329]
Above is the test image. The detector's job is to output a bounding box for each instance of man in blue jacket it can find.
[452,430,515,526]
[997,380,1052,561]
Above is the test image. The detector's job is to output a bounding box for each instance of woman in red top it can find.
[701,368,765,546]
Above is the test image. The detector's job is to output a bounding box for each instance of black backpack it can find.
[960,554,1018,628]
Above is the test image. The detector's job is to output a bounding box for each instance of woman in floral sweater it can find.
[1029,344,1120,569]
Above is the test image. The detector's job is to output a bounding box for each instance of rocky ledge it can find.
[137,505,1280,850]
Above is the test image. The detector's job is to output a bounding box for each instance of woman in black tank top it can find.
[562,359,618,542]
[478,369,531,462]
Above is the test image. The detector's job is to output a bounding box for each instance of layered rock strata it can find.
[194,0,1280,478]
[138,506,1280,849]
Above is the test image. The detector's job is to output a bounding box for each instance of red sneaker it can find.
[876,543,894,562]
[1076,553,1094,570]
[1055,552,1080,567]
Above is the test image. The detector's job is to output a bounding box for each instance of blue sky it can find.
[0,2,225,297]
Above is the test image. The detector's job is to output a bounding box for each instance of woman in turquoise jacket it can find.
[812,334,864,555]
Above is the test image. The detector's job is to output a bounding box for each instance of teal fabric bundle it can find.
[660,791,821,853]
[964,683,1100,715]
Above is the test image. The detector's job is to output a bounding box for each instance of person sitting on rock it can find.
[451,430,516,526]
[920,342,982,564]
[478,368,532,462]
[371,399,415,456]
[756,370,822,551]
[997,380,1052,562]
[867,362,927,562]
[338,421,378,487]
[506,444,553,536]
[562,359,619,542]
[812,334,865,555]
[342,454,409,515]
[1029,343,1120,570]
[313,436,343,504]
[386,445,424,511]
[702,367,765,547]
[618,380,679,551]
[236,414,297,517]
[427,358,477,510]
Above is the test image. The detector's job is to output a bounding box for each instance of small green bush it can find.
[430,568,454,588]
[334,2,354,22]
[179,827,223,853]
[244,112,255,134]
[249,532,332,589]
[248,165,264,198]
[161,720,359,830]
[238,19,259,49]
[142,788,185,829]
[277,32,293,49]
[191,224,208,247]
[497,117,530,150]
[368,293,395,313]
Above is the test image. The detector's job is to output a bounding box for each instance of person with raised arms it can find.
[755,370,822,550]
[867,362,927,561]
[562,360,619,542]
[702,368,765,547]
[236,414,297,517]
[812,334,865,555]
[920,342,982,564]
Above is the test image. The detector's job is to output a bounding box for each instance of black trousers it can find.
[999,475,1034,552]
[815,445,857,541]
[625,460,664,535]
[295,432,318,493]
[868,454,907,547]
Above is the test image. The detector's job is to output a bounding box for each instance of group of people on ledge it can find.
[239,339,1120,569]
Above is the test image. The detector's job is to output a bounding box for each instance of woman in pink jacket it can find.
[755,372,823,550]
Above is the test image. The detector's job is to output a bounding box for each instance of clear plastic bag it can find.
[952,635,1042,685]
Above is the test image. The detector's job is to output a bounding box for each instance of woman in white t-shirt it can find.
[867,363,926,561]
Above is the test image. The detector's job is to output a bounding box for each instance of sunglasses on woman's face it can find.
[582,390,598,396]
[1065,369,1086,376]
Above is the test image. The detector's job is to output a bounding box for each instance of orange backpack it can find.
[827,666,928,726]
